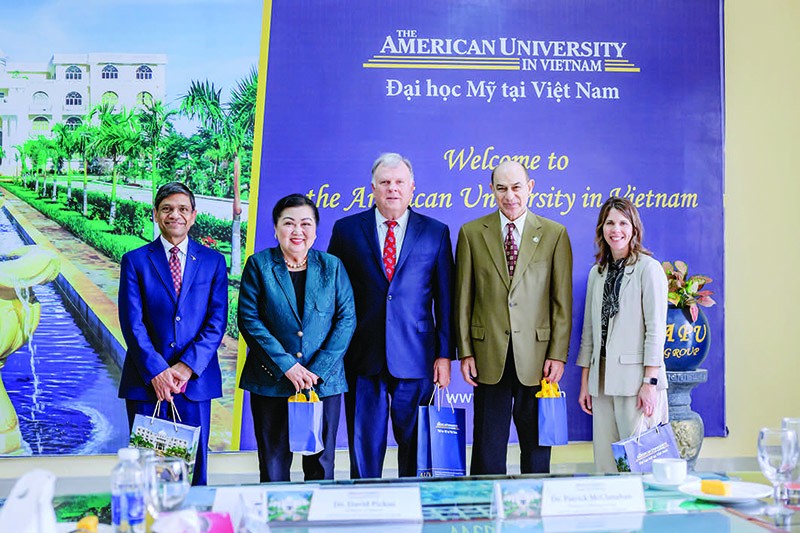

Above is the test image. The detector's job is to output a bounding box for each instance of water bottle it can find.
[111,447,145,533]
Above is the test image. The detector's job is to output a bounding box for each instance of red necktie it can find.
[505,223,518,278]
[169,246,182,295]
[383,220,398,281]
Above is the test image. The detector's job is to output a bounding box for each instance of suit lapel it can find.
[359,209,385,278]
[480,214,511,290]
[302,251,320,325]
[147,239,178,304]
[177,240,200,309]
[394,209,421,275]
[510,213,543,292]
[271,248,301,323]
[618,261,636,299]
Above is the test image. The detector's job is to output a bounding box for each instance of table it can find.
[3,473,797,531]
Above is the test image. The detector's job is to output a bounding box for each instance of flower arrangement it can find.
[662,260,716,322]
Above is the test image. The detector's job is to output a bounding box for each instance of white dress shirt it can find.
[499,209,527,244]
[160,235,188,280]
[376,208,410,258]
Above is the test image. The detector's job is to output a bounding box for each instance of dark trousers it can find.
[126,396,211,486]
[345,372,434,478]
[470,346,550,475]
[249,392,341,483]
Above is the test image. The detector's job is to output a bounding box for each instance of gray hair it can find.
[371,152,414,185]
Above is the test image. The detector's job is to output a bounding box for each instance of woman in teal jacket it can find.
[238,193,355,482]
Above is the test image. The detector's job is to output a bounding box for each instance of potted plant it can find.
[661,260,716,371]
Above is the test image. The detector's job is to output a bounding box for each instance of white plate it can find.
[677,481,773,504]
[643,473,701,491]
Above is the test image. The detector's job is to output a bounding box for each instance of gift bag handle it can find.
[631,394,665,443]
[426,386,437,406]
[291,387,317,402]
[149,400,162,422]
[147,400,183,433]
[427,384,456,413]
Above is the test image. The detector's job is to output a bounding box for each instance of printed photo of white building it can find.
[0,50,166,175]
[133,425,192,455]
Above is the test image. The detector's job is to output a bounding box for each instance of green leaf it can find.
[689,275,712,289]
[667,292,681,306]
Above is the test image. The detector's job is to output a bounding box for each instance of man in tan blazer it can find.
[455,160,572,474]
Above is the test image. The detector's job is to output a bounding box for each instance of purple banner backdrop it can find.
[240,0,724,450]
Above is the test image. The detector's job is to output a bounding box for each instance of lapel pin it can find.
[533,236,540,243]
[191,255,196,261]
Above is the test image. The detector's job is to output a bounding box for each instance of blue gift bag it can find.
[288,392,324,456]
[612,421,680,473]
[538,391,569,446]
[417,388,467,477]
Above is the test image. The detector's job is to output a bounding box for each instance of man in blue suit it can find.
[118,182,228,486]
[328,153,454,478]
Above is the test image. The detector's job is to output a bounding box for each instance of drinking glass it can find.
[145,456,191,516]
[757,427,799,515]
[781,418,800,507]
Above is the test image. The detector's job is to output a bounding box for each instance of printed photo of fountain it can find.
[0,200,129,455]
[0,1,263,456]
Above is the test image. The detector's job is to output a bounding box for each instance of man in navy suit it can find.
[118,182,228,486]
[328,153,454,478]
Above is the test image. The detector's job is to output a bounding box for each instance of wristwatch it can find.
[642,377,658,385]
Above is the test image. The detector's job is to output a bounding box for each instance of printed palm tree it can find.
[138,99,177,239]
[181,67,257,276]
[73,121,96,216]
[19,140,37,188]
[12,145,26,181]
[52,123,78,201]
[47,137,60,201]
[27,136,52,195]
[91,106,141,224]
[28,136,49,196]
[0,146,5,170]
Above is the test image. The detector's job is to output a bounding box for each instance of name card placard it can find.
[540,477,645,516]
[308,485,423,523]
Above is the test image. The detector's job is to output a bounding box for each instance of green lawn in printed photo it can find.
[5,180,243,337]
[5,183,149,259]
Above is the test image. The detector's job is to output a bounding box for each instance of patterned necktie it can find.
[383,220,398,281]
[504,222,518,278]
[169,246,182,295]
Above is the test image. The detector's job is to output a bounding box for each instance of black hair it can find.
[155,182,196,211]
[272,193,319,225]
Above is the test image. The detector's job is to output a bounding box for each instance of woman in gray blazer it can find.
[576,197,668,473]
[238,194,355,482]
